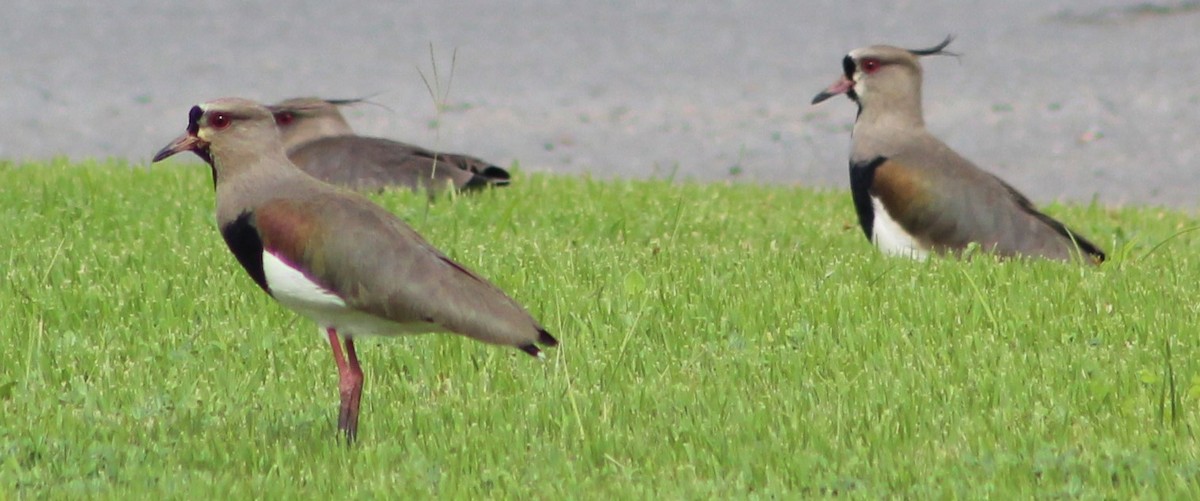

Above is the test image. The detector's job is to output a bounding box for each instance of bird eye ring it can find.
[861,58,882,73]
[274,112,294,126]
[208,113,232,130]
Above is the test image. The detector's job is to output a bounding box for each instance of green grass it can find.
[3,159,1200,498]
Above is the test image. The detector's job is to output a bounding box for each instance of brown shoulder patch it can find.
[870,159,931,222]
[253,199,325,268]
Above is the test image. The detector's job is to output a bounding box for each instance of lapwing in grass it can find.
[811,36,1105,263]
[152,98,557,444]
[268,97,511,193]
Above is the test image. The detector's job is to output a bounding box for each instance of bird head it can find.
[811,36,956,114]
[267,97,361,149]
[152,98,285,184]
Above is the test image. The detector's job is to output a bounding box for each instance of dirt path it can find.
[1,1,1197,206]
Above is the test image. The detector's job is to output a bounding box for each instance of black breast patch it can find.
[848,157,887,241]
[219,211,270,294]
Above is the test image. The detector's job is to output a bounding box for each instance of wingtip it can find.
[538,329,558,347]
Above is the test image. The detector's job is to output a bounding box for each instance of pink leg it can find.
[327,327,364,444]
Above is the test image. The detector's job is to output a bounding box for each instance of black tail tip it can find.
[517,329,559,358]
[462,173,510,191]
[1067,231,1106,264]
[479,166,511,181]
[1084,246,1106,264]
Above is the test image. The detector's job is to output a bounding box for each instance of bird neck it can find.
[855,94,925,132]
[210,136,309,197]
[213,153,313,226]
[850,95,930,161]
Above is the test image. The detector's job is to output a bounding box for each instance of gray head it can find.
[152,97,288,183]
[268,97,361,149]
[812,36,956,126]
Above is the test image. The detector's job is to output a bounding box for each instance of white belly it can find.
[871,197,929,260]
[261,251,440,335]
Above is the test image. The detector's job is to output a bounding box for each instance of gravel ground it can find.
[2,0,1198,206]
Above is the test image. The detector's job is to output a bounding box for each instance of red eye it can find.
[274,112,294,126]
[861,58,882,74]
[208,113,232,130]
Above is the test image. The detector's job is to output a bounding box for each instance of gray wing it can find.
[882,137,1103,262]
[287,136,502,192]
[254,193,554,349]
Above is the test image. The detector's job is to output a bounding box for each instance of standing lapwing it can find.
[268,97,511,193]
[152,98,556,443]
[811,37,1105,263]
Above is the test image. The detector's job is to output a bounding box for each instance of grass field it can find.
[3,159,1200,498]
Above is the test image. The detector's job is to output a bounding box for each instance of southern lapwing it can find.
[267,97,511,193]
[152,98,556,443]
[811,36,1105,263]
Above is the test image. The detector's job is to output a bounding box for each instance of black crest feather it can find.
[907,35,957,57]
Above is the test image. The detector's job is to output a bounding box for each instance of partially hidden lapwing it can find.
[268,97,511,193]
[153,97,556,443]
